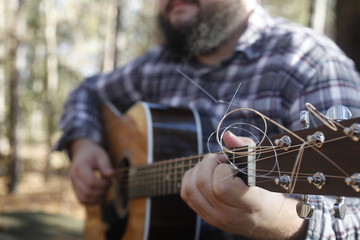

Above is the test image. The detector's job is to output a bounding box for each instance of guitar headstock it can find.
[232,113,360,200]
[247,116,360,197]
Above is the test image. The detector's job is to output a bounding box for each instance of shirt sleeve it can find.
[53,75,105,151]
[53,52,149,153]
[287,58,360,130]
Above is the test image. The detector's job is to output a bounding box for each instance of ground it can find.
[0,150,85,240]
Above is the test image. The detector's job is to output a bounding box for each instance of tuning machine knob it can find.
[333,196,346,219]
[274,174,292,191]
[307,172,326,189]
[306,131,325,148]
[300,110,310,129]
[274,135,292,150]
[345,173,360,192]
[296,195,315,219]
[326,105,352,121]
[344,124,360,142]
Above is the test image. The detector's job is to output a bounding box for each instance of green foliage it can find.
[263,0,311,26]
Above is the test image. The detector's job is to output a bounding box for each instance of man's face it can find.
[158,0,253,57]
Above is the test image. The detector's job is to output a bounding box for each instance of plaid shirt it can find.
[57,5,360,240]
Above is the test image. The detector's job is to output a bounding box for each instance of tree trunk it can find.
[0,0,6,147]
[103,0,122,72]
[6,0,22,193]
[336,0,360,71]
[44,0,59,180]
[309,0,329,34]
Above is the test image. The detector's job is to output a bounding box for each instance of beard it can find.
[158,0,245,58]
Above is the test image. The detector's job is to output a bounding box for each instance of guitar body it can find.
[84,102,202,240]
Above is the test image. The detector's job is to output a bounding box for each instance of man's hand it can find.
[70,139,114,205]
[181,131,307,239]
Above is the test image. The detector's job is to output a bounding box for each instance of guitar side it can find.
[84,103,149,240]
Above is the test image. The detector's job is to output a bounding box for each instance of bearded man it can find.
[56,0,360,239]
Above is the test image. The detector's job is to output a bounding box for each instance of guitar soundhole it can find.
[113,156,130,218]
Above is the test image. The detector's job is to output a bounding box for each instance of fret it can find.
[127,156,202,199]
[162,162,165,195]
[166,161,172,195]
[169,161,174,194]
[152,165,157,197]
[168,161,173,195]
[173,160,181,194]
[161,162,165,195]
[158,162,162,196]
[164,161,169,195]
[128,168,135,199]
[142,165,151,197]
[165,161,170,195]
[149,165,157,197]
[140,168,144,198]
[174,161,180,194]
[174,161,178,194]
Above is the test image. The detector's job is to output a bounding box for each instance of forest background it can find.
[0,0,359,233]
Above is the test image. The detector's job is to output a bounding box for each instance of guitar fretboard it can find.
[126,157,202,199]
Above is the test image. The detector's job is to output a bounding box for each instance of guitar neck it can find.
[119,117,360,199]
[105,102,360,202]
[125,156,201,199]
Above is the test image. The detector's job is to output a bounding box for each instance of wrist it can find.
[254,190,307,239]
[70,138,97,159]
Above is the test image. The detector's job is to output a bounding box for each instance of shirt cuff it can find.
[52,125,103,154]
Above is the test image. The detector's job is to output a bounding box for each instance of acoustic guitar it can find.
[83,102,360,240]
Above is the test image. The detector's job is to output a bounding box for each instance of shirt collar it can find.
[235,5,274,60]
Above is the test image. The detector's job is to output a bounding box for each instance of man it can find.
[56,0,360,239]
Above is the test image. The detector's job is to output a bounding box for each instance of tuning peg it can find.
[306,131,325,148]
[326,105,352,121]
[333,196,346,219]
[345,173,360,191]
[307,172,326,189]
[274,174,292,191]
[344,124,360,142]
[300,110,310,129]
[274,135,292,150]
[296,195,315,219]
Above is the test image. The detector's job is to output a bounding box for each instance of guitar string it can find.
[115,170,347,191]
[289,142,305,194]
[112,132,348,181]
[112,135,350,189]
[111,135,348,179]
[215,103,352,185]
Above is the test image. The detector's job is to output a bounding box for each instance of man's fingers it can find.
[95,152,114,178]
[212,163,249,207]
[223,131,254,148]
[71,173,109,204]
[181,163,220,224]
[70,159,112,204]
[73,161,110,189]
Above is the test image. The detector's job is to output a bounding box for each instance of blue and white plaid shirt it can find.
[57,5,360,240]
